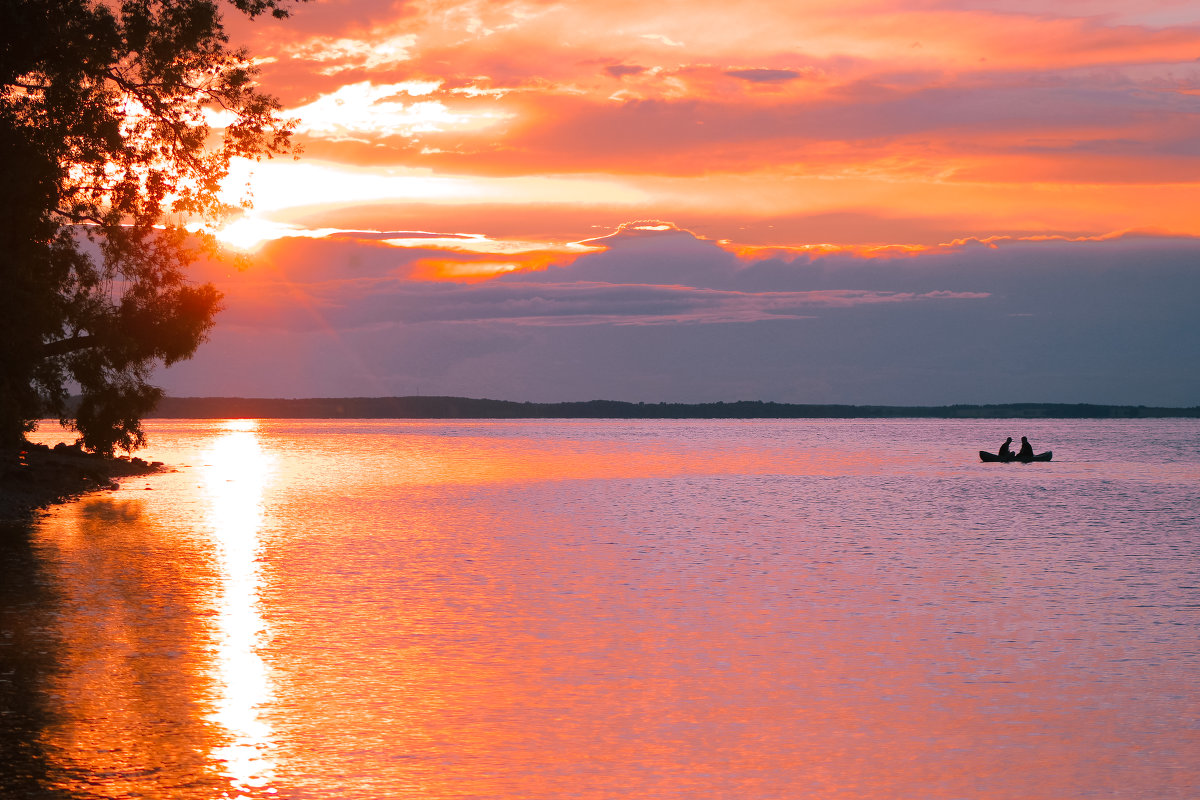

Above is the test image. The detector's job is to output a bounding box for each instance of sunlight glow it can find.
[201,420,277,797]
[381,232,603,255]
[215,217,297,251]
[221,159,648,214]
[220,160,477,212]
[214,216,351,251]
[287,81,509,139]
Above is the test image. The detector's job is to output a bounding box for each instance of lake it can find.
[3,418,1199,798]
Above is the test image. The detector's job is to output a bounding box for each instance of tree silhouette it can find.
[0,0,297,453]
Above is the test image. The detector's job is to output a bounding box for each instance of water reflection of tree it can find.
[3,500,231,798]
[0,522,65,798]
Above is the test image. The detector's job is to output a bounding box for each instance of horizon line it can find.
[142,396,1200,420]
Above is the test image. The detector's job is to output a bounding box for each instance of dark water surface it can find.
[4,419,1199,798]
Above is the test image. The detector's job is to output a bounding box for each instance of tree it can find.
[0,0,297,454]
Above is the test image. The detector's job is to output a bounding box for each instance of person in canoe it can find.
[1016,436,1034,460]
[980,437,1051,462]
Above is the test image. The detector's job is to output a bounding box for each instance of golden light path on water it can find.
[199,419,278,798]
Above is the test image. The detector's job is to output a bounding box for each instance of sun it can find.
[214,216,299,251]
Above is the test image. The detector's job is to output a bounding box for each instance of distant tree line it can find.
[147,396,1200,420]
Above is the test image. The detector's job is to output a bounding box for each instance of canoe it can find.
[979,450,1053,463]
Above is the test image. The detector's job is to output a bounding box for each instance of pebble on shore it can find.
[0,441,165,522]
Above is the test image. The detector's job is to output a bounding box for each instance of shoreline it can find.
[0,442,165,524]
[149,396,1200,420]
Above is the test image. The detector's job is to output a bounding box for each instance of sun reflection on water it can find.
[201,419,278,798]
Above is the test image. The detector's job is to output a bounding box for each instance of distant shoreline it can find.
[149,396,1200,420]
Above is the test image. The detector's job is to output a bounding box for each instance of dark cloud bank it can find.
[160,228,1200,406]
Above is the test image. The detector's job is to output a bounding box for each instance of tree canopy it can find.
[0,0,297,454]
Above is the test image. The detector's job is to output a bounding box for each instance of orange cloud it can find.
[409,252,576,282]
[210,0,1200,252]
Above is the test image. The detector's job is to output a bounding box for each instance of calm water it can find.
[3,418,1199,799]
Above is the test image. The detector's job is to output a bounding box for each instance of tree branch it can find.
[53,207,108,226]
[41,334,102,358]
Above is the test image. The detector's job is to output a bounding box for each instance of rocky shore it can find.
[0,441,165,523]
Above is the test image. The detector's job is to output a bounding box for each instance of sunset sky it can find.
[160,0,1200,404]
